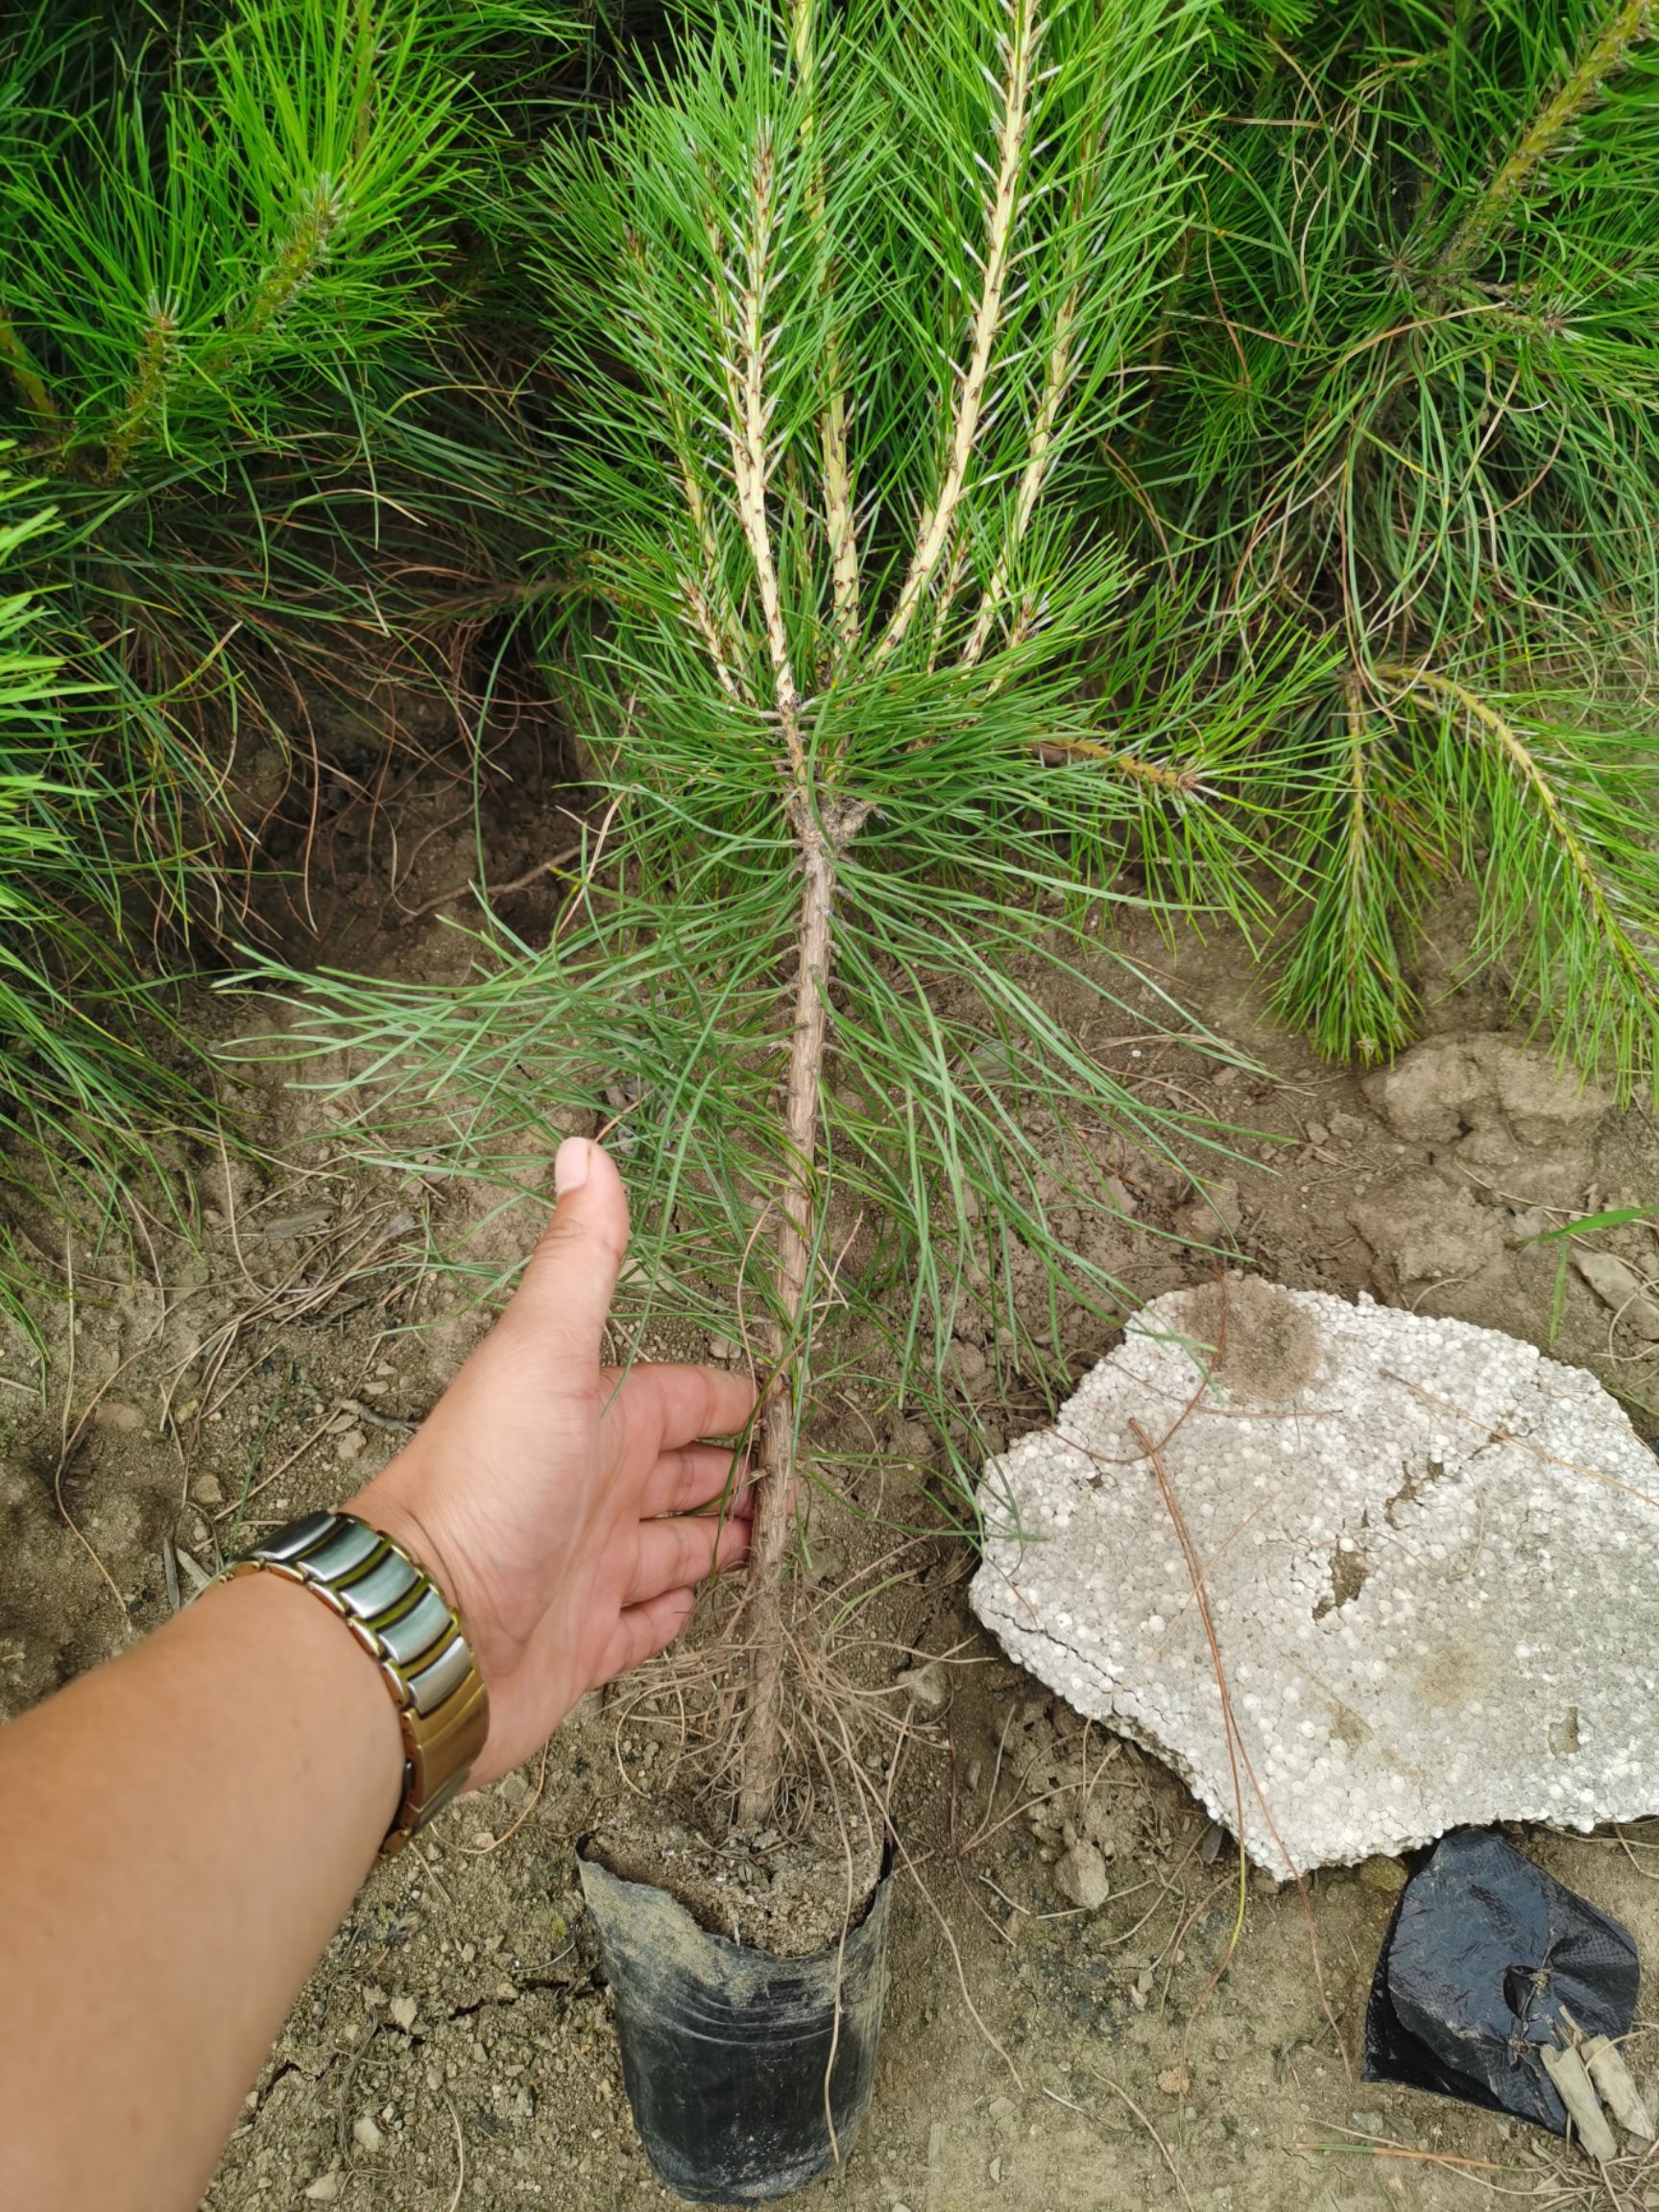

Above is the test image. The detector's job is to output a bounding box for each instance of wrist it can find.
[341,1466,482,1668]
[344,1477,461,1628]
[220,1508,491,1846]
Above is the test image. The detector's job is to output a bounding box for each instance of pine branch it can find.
[820,384,859,661]
[223,174,347,355]
[1377,660,1659,1034]
[790,0,861,663]
[713,128,805,741]
[1033,733,1206,792]
[624,231,755,706]
[102,297,180,481]
[875,0,1038,665]
[963,276,1082,667]
[1297,672,1416,1064]
[1431,0,1656,286]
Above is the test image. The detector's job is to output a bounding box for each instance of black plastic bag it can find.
[1363,1828,1639,2133]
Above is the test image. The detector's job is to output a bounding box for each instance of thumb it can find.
[509,1137,631,1362]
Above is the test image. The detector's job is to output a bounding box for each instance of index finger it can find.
[609,1361,759,1455]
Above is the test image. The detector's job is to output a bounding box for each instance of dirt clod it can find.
[1357,1856,1409,1896]
[1186,1273,1320,1400]
[1349,1173,1503,1287]
[1051,1839,1109,1910]
[1575,1250,1659,1339]
[588,1803,882,1958]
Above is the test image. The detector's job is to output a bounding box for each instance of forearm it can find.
[0,1573,401,2212]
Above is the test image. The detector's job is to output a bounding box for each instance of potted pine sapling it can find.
[275,0,1304,2194]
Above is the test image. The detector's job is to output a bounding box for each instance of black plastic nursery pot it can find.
[577,1842,894,2204]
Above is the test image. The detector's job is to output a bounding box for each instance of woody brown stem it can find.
[736,807,839,1830]
[709,107,854,1827]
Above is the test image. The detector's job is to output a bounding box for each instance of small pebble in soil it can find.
[1051,1840,1109,1911]
[303,2175,343,2203]
[351,2114,383,2155]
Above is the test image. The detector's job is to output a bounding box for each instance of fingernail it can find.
[554,1137,591,1196]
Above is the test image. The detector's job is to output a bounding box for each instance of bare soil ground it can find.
[5,779,1659,2211]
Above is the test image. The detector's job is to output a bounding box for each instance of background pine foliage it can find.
[1126,0,1659,1075]
[0,0,571,918]
[0,0,582,1306]
[0,470,208,1345]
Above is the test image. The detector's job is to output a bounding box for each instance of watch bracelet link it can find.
[217,1511,490,1856]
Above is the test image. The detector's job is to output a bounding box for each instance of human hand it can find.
[345,1139,756,1785]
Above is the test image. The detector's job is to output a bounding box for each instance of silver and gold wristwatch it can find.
[217,1511,490,1856]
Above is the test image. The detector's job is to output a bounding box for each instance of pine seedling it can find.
[271,0,1300,1822]
[1133,0,1659,1085]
